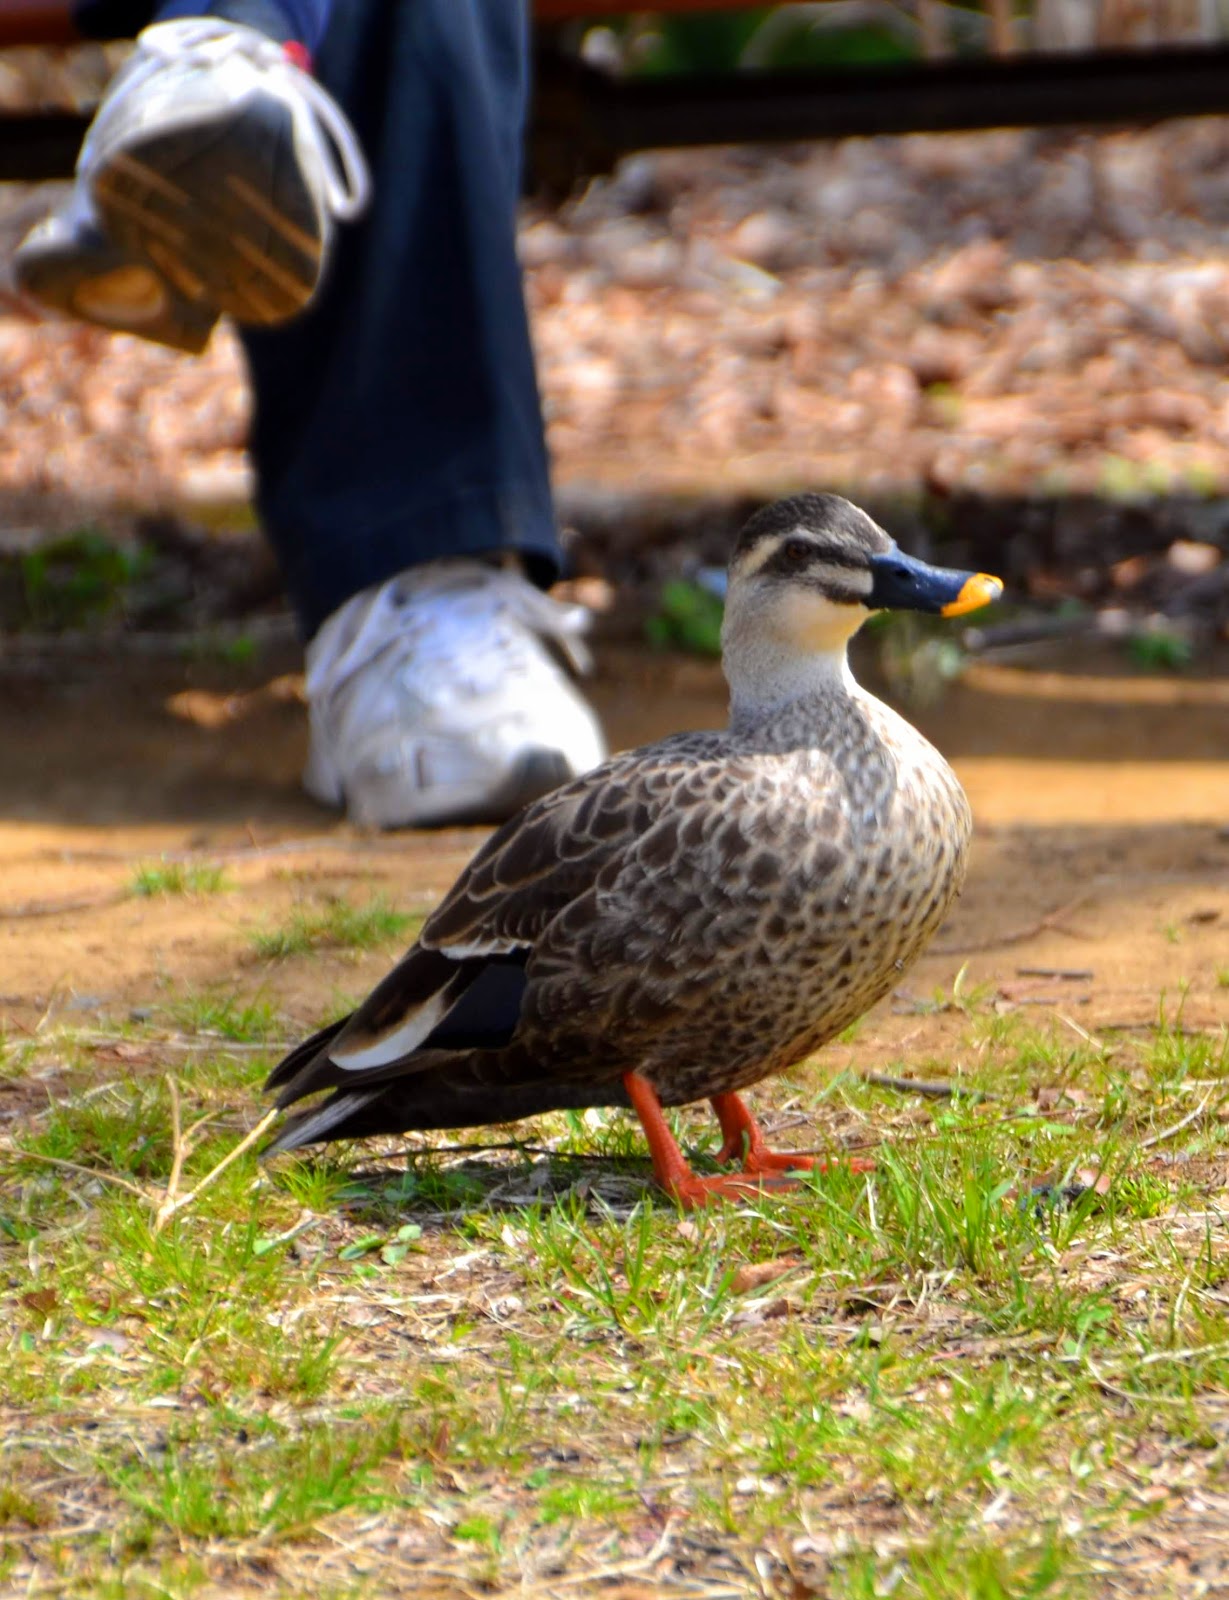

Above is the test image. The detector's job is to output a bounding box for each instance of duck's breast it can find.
[771,696,972,1061]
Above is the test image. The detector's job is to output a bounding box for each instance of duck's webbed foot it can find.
[623,1074,872,1211]
[710,1091,876,1180]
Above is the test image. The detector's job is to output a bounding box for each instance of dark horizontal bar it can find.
[0,112,89,182]
[0,2,78,47]
[10,42,1229,188]
[540,43,1229,167]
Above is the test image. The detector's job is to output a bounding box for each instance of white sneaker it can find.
[14,18,369,349]
[303,561,608,828]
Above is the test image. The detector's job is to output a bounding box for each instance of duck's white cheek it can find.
[775,589,868,652]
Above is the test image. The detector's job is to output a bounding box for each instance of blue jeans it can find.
[74,0,561,636]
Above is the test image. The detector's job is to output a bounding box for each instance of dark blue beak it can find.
[868,548,1002,617]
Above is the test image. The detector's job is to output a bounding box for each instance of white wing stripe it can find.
[432,937,527,960]
[331,991,454,1072]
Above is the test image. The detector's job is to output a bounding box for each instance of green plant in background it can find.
[644,577,725,657]
[182,630,260,666]
[585,2,994,77]
[18,529,150,631]
[1128,627,1193,672]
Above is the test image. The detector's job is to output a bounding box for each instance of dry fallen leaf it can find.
[1033,1085,1090,1111]
[730,1256,803,1294]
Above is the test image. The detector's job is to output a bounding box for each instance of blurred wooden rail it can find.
[5,0,866,39]
[0,2,78,47]
[0,0,857,43]
[4,3,1229,187]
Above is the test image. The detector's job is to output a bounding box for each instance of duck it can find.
[265,493,1001,1207]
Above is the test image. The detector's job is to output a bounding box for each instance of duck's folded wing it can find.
[518,753,849,1062]
[265,742,719,1109]
[417,743,674,953]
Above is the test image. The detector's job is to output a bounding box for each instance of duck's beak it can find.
[868,549,1003,617]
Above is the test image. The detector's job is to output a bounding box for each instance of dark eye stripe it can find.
[812,581,866,606]
[809,549,865,570]
[761,544,865,579]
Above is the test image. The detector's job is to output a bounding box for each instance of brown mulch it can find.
[2,119,1229,605]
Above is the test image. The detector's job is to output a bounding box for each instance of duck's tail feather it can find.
[265,949,532,1114]
[262,1053,631,1154]
[263,1087,385,1156]
[264,1016,349,1095]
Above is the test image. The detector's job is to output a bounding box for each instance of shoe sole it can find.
[14,227,220,352]
[89,93,324,327]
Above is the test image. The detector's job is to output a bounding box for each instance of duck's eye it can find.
[782,538,812,565]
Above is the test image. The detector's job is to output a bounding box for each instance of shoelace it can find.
[306,564,594,704]
[90,18,371,222]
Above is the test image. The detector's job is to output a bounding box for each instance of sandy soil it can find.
[0,643,1223,1132]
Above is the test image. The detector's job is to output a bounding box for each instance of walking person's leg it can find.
[16,0,606,827]
[246,0,604,830]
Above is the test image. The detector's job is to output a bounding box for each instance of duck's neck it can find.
[725,636,859,730]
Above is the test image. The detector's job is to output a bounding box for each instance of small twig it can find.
[861,1072,992,1101]
[153,1107,280,1233]
[1138,1338,1229,1368]
[1140,1090,1218,1151]
[1138,1209,1229,1229]
[1081,1356,1194,1410]
[0,614,297,662]
[156,1076,222,1224]
[1056,1012,1105,1052]
[935,892,1093,955]
[9,1150,148,1200]
[75,1031,288,1055]
[0,890,126,921]
[1016,966,1095,981]
[1098,1021,1226,1035]
[37,834,442,867]
[33,981,68,1035]
[162,1076,187,1216]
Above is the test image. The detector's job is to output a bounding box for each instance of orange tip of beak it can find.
[941,572,1003,618]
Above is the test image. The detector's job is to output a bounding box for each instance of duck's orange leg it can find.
[710,1091,876,1178]
[624,1073,871,1210]
[624,1072,789,1208]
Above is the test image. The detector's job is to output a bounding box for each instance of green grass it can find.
[129,859,230,898]
[12,527,150,631]
[168,992,283,1043]
[251,894,419,959]
[1,999,1226,1595]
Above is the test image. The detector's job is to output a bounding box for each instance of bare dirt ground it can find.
[0,639,1224,1104]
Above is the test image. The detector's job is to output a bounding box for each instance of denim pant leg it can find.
[75,1,333,49]
[241,0,560,638]
[75,0,560,639]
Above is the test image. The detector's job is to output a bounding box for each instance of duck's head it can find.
[721,493,1002,709]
